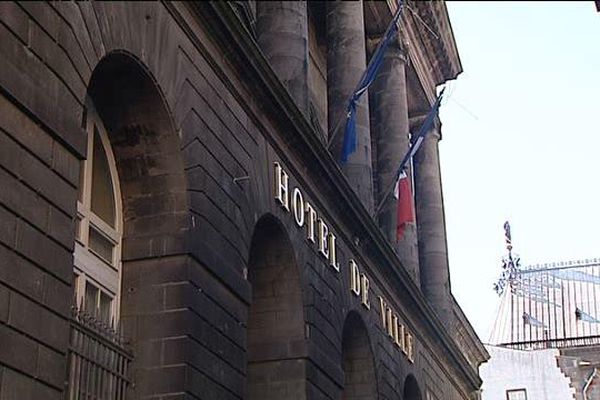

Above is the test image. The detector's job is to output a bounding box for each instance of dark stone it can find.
[0,2,482,399]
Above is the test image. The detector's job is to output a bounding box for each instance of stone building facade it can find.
[0,2,487,399]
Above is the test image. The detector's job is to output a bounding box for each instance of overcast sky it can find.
[439,2,600,341]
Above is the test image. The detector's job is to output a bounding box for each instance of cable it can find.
[406,3,439,41]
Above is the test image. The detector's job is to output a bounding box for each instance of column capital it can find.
[366,35,408,63]
[390,36,409,61]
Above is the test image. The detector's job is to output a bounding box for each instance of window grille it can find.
[66,302,132,400]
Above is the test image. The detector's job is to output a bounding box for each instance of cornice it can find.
[410,1,462,85]
[383,0,462,106]
[452,295,491,367]
[174,1,481,391]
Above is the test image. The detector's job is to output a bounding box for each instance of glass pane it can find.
[99,292,112,325]
[85,282,99,315]
[507,390,527,400]
[90,128,116,227]
[89,226,114,264]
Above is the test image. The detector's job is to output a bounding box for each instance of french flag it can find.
[393,170,414,240]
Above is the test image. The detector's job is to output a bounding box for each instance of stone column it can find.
[370,41,419,283]
[413,116,451,322]
[256,1,309,115]
[327,0,374,212]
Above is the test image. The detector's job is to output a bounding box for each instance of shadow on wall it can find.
[246,215,307,399]
[342,311,377,400]
[404,374,422,400]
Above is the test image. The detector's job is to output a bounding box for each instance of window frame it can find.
[506,388,527,400]
[73,100,123,325]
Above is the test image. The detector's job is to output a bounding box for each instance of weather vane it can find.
[493,221,521,295]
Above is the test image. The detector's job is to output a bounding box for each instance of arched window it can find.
[73,101,122,325]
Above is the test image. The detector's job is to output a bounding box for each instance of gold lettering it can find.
[379,297,387,329]
[406,332,414,363]
[350,260,360,296]
[328,233,340,271]
[292,188,305,227]
[377,293,416,363]
[386,307,394,338]
[401,325,408,355]
[360,274,370,309]
[274,162,289,211]
[393,314,400,347]
[317,218,329,259]
[305,202,317,243]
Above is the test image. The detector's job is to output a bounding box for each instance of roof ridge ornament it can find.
[493,221,521,296]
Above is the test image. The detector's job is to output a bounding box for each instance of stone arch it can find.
[341,311,377,400]
[87,51,190,260]
[403,374,422,400]
[86,51,190,395]
[245,214,307,399]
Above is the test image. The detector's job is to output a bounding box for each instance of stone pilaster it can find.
[327,0,374,212]
[256,1,309,115]
[370,41,419,283]
[413,116,452,323]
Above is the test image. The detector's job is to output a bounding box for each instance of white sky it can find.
[440,2,600,342]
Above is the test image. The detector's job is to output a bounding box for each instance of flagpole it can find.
[374,87,445,216]
[326,0,405,150]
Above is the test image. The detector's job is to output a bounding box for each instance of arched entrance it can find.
[341,312,377,399]
[87,52,189,260]
[403,374,422,400]
[246,215,307,399]
[74,52,190,397]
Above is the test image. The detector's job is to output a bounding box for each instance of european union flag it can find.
[341,0,405,163]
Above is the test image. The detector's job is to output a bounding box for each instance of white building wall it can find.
[481,345,575,400]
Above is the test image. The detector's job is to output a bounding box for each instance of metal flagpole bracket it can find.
[233,176,250,185]
[327,110,350,149]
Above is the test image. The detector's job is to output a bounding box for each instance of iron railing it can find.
[66,305,133,400]
[500,335,600,351]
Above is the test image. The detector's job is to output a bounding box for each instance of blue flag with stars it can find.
[341,0,405,163]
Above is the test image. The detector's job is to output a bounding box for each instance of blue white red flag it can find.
[394,170,414,240]
[374,87,446,216]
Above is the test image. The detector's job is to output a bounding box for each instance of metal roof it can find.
[489,259,600,350]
